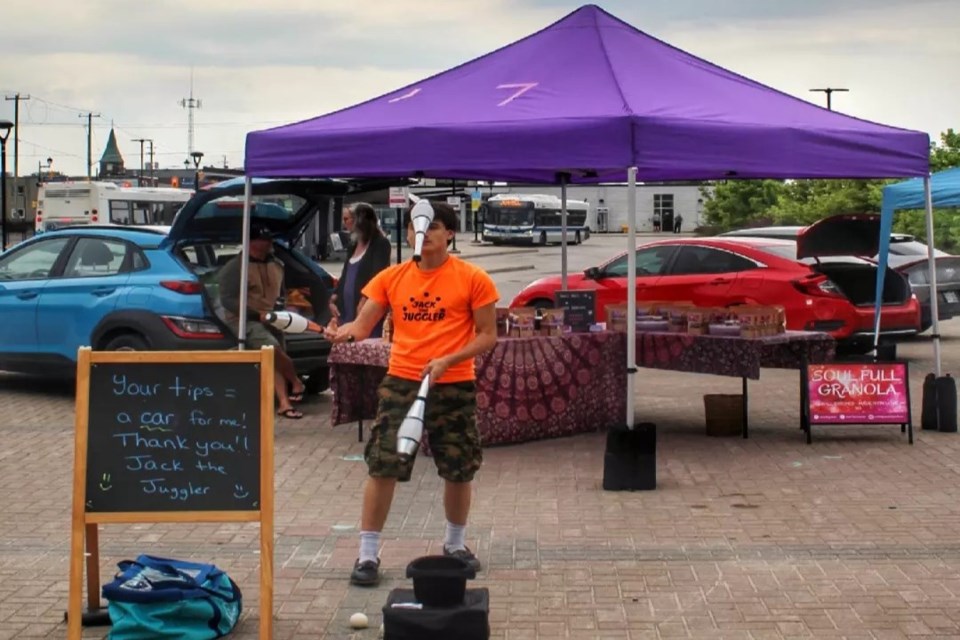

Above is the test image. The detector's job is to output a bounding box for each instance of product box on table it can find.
[508,308,537,338]
[539,308,566,336]
[605,303,628,332]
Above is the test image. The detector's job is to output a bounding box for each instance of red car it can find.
[510,225,921,347]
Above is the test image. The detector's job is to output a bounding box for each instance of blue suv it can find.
[0,178,392,391]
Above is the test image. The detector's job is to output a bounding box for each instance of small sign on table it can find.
[554,290,596,333]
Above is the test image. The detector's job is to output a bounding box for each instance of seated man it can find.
[217,225,307,419]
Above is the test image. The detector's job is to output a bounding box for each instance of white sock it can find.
[359,531,381,564]
[444,522,466,551]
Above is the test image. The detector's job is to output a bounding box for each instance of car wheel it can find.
[102,333,150,351]
[529,298,554,310]
[303,367,329,394]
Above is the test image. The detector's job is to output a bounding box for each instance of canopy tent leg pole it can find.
[626,167,638,430]
[560,174,568,291]
[238,176,253,351]
[924,175,942,377]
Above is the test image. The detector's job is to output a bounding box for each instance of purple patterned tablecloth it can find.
[635,330,835,380]
[329,332,628,446]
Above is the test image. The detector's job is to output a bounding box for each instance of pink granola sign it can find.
[807,363,910,424]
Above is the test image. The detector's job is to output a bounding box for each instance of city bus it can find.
[481,193,591,245]
[36,181,194,233]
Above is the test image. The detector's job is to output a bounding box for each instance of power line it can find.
[30,95,90,114]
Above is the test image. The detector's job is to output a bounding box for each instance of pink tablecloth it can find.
[329,332,628,446]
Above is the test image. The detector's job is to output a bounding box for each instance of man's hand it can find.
[330,322,357,344]
[325,316,340,335]
[422,356,453,386]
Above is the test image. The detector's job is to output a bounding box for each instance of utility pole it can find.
[132,138,147,186]
[179,68,202,154]
[809,87,849,111]
[147,140,155,186]
[79,112,101,180]
[4,93,29,211]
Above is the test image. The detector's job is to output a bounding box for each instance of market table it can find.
[328,332,627,446]
[634,330,836,438]
[329,330,834,446]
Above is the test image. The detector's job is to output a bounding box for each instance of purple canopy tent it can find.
[244,4,929,430]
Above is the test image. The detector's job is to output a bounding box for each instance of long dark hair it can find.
[351,202,380,244]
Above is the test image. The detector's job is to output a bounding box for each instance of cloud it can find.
[2,0,956,176]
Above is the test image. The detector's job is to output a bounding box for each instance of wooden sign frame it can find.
[67,347,275,640]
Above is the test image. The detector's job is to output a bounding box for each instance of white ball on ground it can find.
[349,612,369,629]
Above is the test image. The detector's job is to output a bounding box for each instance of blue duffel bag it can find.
[102,554,242,639]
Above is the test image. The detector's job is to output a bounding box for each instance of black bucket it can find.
[406,555,476,608]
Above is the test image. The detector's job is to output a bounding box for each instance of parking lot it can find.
[3,233,960,639]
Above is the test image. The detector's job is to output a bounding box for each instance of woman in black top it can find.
[329,203,392,335]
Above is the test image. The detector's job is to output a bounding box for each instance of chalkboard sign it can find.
[85,362,262,512]
[555,290,596,333]
[69,348,275,640]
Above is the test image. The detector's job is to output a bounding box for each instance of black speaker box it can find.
[602,423,656,491]
[382,588,489,640]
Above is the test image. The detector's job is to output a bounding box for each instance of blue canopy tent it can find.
[883,167,960,210]
[875,167,960,375]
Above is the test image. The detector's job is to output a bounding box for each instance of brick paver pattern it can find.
[2,314,960,639]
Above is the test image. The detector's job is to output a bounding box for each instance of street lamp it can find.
[809,87,849,111]
[0,119,13,251]
[190,151,204,194]
[37,157,52,184]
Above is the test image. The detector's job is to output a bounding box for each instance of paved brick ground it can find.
[3,239,960,638]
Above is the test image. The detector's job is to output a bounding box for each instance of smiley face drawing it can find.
[233,484,250,499]
[99,473,113,491]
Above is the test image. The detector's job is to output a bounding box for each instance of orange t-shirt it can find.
[362,256,499,383]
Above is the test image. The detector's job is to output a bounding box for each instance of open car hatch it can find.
[796,213,881,259]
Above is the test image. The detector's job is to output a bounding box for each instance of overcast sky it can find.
[1,0,956,177]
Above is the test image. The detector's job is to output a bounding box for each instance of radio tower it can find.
[179,68,202,154]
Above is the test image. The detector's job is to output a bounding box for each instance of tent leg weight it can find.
[921,373,958,433]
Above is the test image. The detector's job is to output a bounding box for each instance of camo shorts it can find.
[365,375,481,483]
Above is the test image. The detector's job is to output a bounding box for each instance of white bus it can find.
[36,181,194,233]
[482,193,591,245]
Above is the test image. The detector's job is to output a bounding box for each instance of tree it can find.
[699,128,960,240]
[930,129,960,173]
[769,179,884,225]
[701,180,782,230]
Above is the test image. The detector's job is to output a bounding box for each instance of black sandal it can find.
[278,408,304,419]
[289,391,305,403]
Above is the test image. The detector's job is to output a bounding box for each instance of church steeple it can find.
[98,128,125,178]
